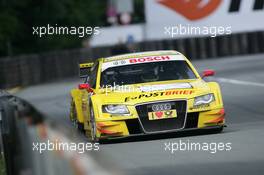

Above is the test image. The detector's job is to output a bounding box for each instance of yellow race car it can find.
[70,50,225,141]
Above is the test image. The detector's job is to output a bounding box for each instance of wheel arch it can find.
[70,89,87,123]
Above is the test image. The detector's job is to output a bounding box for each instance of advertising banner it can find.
[145,0,264,40]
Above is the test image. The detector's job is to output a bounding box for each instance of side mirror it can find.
[79,62,94,78]
[78,83,93,92]
[202,69,215,78]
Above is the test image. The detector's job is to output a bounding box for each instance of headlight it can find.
[102,105,129,115]
[193,94,215,106]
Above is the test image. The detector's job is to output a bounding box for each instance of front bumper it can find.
[95,108,225,140]
[100,125,225,141]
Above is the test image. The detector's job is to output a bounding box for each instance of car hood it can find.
[94,79,211,105]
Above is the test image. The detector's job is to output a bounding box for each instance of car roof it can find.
[100,50,185,63]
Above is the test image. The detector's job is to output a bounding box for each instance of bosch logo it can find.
[129,56,170,63]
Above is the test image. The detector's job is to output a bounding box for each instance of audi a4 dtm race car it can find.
[70,50,225,141]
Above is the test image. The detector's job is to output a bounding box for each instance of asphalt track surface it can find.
[17,54,264,175]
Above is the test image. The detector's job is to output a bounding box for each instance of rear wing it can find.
[79,62,94,78]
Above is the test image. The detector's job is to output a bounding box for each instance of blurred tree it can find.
[0,0,107,57]
[133,0,145,23]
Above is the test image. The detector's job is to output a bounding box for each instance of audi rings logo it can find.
[113,60,126,66]
[152,103,172,111]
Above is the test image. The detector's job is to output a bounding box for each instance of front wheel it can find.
[90,107,99,142]
[71,102,85,134]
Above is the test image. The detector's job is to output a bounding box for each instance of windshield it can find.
[100,60,197,87]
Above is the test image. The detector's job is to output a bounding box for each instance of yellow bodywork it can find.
[70,51,225,140]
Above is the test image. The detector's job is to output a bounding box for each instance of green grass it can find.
[0,155,6,175]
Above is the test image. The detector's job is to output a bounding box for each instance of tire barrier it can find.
[0,31,264,89]
[0,93,121,175]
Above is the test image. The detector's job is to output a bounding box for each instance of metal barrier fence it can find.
[0,31,264,89]
[0,92,121,175]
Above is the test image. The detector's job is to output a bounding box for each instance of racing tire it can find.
[77,122,85,133]
[90,106,99,142]
[71,104,85,134]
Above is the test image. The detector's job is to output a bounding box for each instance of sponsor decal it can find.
[104,51,180,62]
[158,0,264,21]
[129,56,170,63]
[101,55,184,71]
[190,104,210,110]
[158,0,222,21]
[140,83,192,92]
[124,90,195,102]
[148,110,177,120]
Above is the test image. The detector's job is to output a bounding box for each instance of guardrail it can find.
[0,92,121,175]
[0,31,264,89]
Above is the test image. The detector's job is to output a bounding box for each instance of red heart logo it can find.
[155,111,163,118]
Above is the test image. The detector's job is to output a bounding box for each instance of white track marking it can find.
[210,77,264,87]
